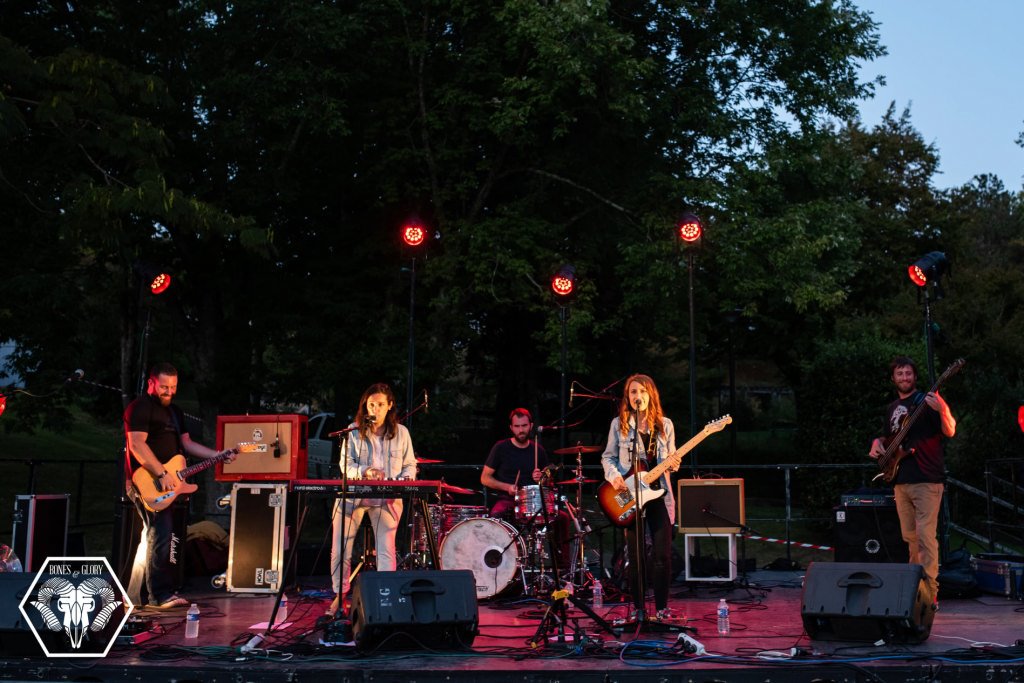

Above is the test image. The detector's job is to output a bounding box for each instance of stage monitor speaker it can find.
[801,561,934,643]
[11,494,69,572]
[677,478,745,533]
[350,570,479,651]
[216,414,308,481]
[834,504,908,563]
[0,573,44,657]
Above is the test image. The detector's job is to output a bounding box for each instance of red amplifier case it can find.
[215,414,308,481]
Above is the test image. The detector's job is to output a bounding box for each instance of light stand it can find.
[908,251,951,564]
[687,250,698,468]
[405,255,416,427]
[675,213,704,472]
[559,305,569,451]
[550,264,577,452]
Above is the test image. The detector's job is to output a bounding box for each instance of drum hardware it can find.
[552,444,603,455]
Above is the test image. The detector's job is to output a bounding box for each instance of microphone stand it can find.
[628,402,649,625]
[623,403,688,635]
[528,468,619,648]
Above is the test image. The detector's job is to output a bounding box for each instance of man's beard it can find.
[512,434,529,445]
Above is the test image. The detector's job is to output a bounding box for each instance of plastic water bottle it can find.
[277,593,288,623]
[592,580,603,609]
[716,598,730,635]
[185,603,200,639]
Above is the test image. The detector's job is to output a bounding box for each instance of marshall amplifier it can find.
[350,570,479,651]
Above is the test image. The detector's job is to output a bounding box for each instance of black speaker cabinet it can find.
[801,561,934,643]
[350,570,479,651]
[11,494,69,572]
[677,478,745,533]
[0,573,44,657]
[834,504,909,563]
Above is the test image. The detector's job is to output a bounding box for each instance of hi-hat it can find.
[415,456,444,464]
[552,444,602,455]
[555,478,597,486]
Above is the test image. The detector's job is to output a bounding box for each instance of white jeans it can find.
[329,499,402,595]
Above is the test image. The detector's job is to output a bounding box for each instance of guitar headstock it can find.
[703,415,733,434]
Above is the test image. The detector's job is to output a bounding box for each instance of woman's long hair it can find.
[617,373,665,440]
[355,383,398,440]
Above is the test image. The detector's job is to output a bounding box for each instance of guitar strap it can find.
[167,404,185,460]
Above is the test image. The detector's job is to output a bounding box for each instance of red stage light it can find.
[676,213,703,244]
[0,395,6,417]
[149,272,171,295]
[551,275,574,297]
[402,223,426,247]
[1018,405,1024,433]
[550,264,577,301]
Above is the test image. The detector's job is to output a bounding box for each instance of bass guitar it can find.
[874,358,965,483]
[133,442,262,512]
[597,415,732,527]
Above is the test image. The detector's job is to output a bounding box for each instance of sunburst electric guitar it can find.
[874,358,965,483]
[133,442,262,512]
[597,415,732,527]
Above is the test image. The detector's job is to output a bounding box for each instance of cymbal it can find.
[552,444,602,455]
[555,478,598,486]
[415,456,444,464]
[441,484,476,496]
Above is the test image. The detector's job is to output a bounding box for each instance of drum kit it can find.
[401,445,606,600]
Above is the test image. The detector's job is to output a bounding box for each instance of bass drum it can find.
[439,517,525,599]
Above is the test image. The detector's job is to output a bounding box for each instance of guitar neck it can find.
[641,431,705,484]
[179,449,233,480]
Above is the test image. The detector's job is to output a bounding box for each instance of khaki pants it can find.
[893,481,943,601]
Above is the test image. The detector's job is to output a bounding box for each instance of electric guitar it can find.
[597,415,732,527]
[873,358,964,483]
[133,442,262,512]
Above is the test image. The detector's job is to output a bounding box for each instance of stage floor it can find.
[3,569,1023,682]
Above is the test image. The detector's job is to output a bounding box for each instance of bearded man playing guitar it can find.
[868,356,957,608]
[124,362,235,610]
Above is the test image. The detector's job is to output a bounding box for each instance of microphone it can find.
[423,389,429,415]
[365,414,377,424]
[66,369,85,383]
[569,383,575,408]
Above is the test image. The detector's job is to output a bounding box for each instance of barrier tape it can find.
[740,533,832,552]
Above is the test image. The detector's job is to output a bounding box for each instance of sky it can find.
[853,0,1024,190]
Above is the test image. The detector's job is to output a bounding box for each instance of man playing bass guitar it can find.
[124,362,235,610]
[868,356,956,608]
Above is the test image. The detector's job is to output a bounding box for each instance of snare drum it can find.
[515,485,556,522]
[439,517,525,599]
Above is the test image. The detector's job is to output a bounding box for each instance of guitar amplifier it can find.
[677,479,745,533]
[216,414,308,481]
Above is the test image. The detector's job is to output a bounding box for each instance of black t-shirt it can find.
[123,394,185,474]
[484,438,550,500]
[882,392,945,484]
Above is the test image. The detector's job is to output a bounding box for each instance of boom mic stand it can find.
[528,471,619,648]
